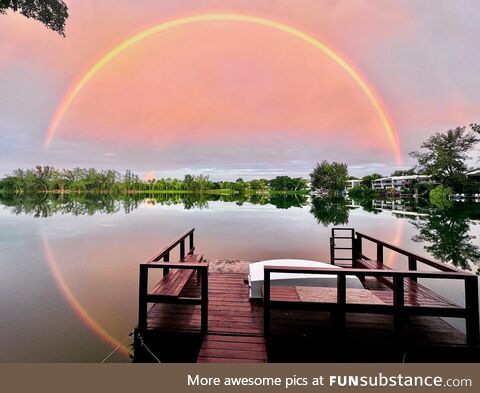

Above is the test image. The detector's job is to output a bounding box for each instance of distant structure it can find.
[372,175,431,190]
[346,179,361,189]
[466,169,480,181]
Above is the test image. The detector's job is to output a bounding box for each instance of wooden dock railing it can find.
[353,231,467,273]
[147,228,196,273]
[336,229,479,344]
[138,228,209,333]
[263,265,479,344]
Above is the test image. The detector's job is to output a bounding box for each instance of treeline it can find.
[0,167,308,194]
[0,190,309,217]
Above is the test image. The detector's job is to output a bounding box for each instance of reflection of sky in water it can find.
[0,201,479,361]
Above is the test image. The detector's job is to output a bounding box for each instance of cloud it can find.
[143,171,156,181]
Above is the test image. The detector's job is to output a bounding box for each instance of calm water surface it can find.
[0,194,479,362]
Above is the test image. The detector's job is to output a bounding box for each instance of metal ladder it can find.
[330,227,355,265]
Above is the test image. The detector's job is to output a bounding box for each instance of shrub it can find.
[429,185,453,209]
[348,185,375,199]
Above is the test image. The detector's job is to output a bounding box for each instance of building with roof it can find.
[372,175,432,190]
[346,179,362,189]
[466,169,480,181]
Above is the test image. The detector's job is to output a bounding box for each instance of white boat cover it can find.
[248,259,364,299]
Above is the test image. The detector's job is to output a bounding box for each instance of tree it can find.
[348,184,375,199]
[248,179,267,191]
[310,161,348,195]
[310,197,349,226]
[183,174,196,191]
[0,0,68,36]
[196,174,211,191]
[268,194,308,209]
[269,176,289,191]
[0,176,22,194]
[391,168,416,176]
[361,173,383,189]
[411,210,480,272]
[429,185,452,209]
[266,176,308,192]
[409,126,478,190]
[291,177,308,191]
[470,123,480,135]
[229,178,245,194]
[182,174,211,193]
[51,169,68,193]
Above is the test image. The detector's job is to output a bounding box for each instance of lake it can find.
[0,193,479,362]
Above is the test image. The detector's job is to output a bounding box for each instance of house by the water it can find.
[372,175,432,191]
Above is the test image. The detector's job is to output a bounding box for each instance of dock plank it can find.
[198,334,267,363]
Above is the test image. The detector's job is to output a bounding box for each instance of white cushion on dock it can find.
[248,259,364,299]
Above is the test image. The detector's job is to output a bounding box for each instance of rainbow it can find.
[44,13,402,163]
[42,234,131,356]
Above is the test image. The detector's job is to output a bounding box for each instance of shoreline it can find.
[0,189,310,196]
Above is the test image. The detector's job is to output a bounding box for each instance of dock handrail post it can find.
[465,276,480,345]
[353,233,363,262]
[264,269,271,340]
[353,235,366,283]
[408,256,418,282]
[377,243,384,264]
[330,235,335,265]
[351,231,356,261]
[138,264,148,331]
[393,274,405,339]
[180,239,185,261]
[189,231,194,254]
[201,267,209,334]
[163,252,170,276]
[352,231,365,274]
[336,273,347,328]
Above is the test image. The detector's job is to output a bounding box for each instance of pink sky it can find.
[0,0,479,179]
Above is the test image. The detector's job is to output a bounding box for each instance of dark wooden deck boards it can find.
[267,309,479,362]
[141,271,479,362]
[146,272,266,362]
[198,335,267,363]
[356,258,459,308]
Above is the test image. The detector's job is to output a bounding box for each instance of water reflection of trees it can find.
[0,192,125,217]
[347,198,380,214]
[411,203,480,273]
[310,197,349,226]
[0,192,309,217]
[268,194,308,209]
[4,193,480,270]
[4,192,479,273]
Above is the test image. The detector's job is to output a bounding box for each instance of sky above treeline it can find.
[0,0,479,180]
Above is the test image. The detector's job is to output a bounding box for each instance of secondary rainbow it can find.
[44,13,402,163]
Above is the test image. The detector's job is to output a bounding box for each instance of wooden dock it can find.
[136,272,266,362]
[133,228,480,362]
